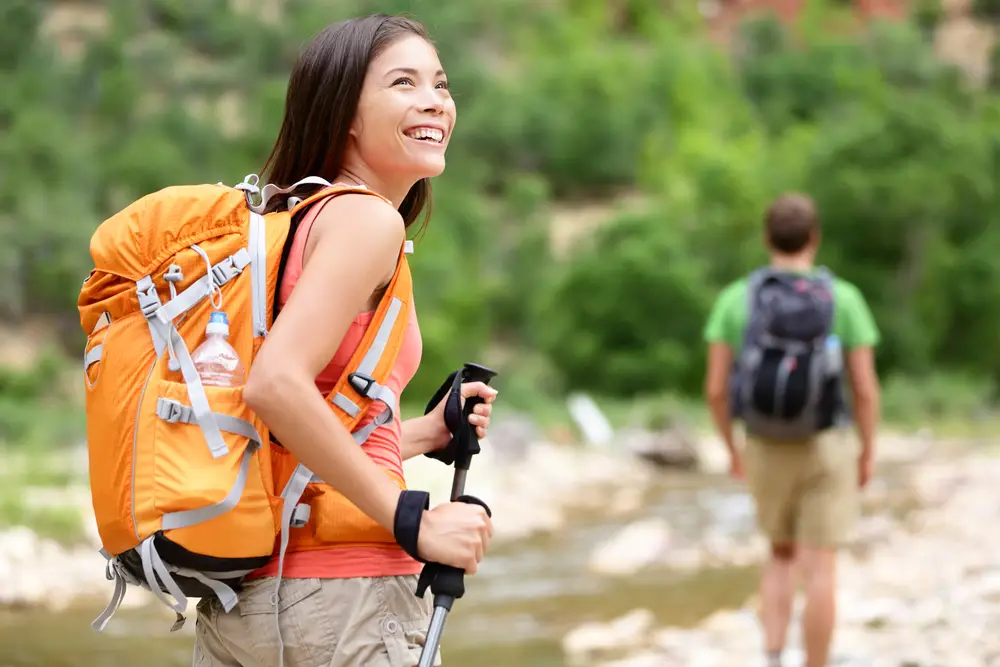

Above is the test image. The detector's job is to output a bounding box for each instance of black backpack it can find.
[731,266,845,441]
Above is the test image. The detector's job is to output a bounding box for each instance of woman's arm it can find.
[400,414,451,460]
[244,193,494,572]
[243,193,408,531]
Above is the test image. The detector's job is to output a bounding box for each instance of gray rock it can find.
[625,427,700,470]
[484,412,540,463]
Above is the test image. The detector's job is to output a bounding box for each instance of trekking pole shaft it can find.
[417,443,471,667]
[417,460,467,667]
[450,465,469,501]
[418,606,449,667]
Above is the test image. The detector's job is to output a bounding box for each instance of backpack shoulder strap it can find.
[286,184,414,440]
[325,246,412,440]
[289,182,392,213]
[744,266,776,340]
[289,185,415,255]
[267,232,412,628]
[812,265,837,331]
[745,267,772,304]
[813,265,835,294]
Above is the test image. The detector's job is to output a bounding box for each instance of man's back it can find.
[704,269,880,358]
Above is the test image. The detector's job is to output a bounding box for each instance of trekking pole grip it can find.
[449,362,496,499]
[420,363,496,599]
[423,362,497,468]
[414,494,492,607]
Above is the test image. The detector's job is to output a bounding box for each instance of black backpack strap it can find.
[808,266,836,336]
[814,265,835,301]
[811,265,832,286]
[744,266,779,347]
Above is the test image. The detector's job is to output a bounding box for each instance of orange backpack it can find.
[79,175,414,632]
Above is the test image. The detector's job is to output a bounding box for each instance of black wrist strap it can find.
[394,490,429,563]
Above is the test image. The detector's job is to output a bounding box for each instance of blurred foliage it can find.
[974,0,1000,22]
[3,0,1000,434]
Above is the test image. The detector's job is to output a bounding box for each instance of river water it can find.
[0,437,929,667]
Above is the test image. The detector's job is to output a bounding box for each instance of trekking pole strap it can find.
[423,363,497,466]
[394,490,430,563]
[414,494,492,603]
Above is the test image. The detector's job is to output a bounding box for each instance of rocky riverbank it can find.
[562,444,1000,667]
[0,425,956,628]
[0,432,676,612]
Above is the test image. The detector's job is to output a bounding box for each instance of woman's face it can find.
[350,34,456,183]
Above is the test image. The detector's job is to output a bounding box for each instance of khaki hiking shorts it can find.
[743,428,860,548]
[193,575,439,667]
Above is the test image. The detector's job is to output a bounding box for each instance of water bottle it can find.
[824,334,842,376]
[191,311,246,388]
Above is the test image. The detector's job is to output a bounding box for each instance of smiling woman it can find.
[191,14,498,667]
[336,36,455,208]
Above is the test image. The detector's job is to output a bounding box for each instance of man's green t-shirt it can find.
[703,270,881,350]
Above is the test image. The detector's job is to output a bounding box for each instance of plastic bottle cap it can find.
[206,311,230,336]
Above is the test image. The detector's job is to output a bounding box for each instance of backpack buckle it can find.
[156,398,192,424]
[347,372,376,397]
[290,504,311,528]
[211,261,232,287]
[137,284,161,319]
[210,250,251,287]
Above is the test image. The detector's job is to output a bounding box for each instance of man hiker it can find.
[701,193,882,667]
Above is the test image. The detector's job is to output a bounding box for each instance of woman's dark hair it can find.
[261,14,433,230]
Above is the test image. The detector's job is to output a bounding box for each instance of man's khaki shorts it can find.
[743,428,860,548]
[193,575,439,667]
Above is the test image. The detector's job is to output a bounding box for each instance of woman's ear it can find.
[348,117,362,140]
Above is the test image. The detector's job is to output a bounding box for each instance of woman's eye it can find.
[436,81,449,90]
[393,77,414,87]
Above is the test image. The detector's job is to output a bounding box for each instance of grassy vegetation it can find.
[0,444,88,545]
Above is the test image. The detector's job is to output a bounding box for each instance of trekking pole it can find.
[416,362,498,667]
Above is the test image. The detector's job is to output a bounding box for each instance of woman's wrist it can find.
[402,413,452,458]
[372,481,404,532]
[424,412,452,452]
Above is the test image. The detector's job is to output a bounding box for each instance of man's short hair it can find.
[765,193,818,254]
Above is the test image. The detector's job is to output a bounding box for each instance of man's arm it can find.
[838,282,882,484]
[705,342,737,457]
[845,346,880,460]
[702,284,742,476]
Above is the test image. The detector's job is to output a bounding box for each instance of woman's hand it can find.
[427,381,498,442]
[417,501,494,573]
[400,381,499,460]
